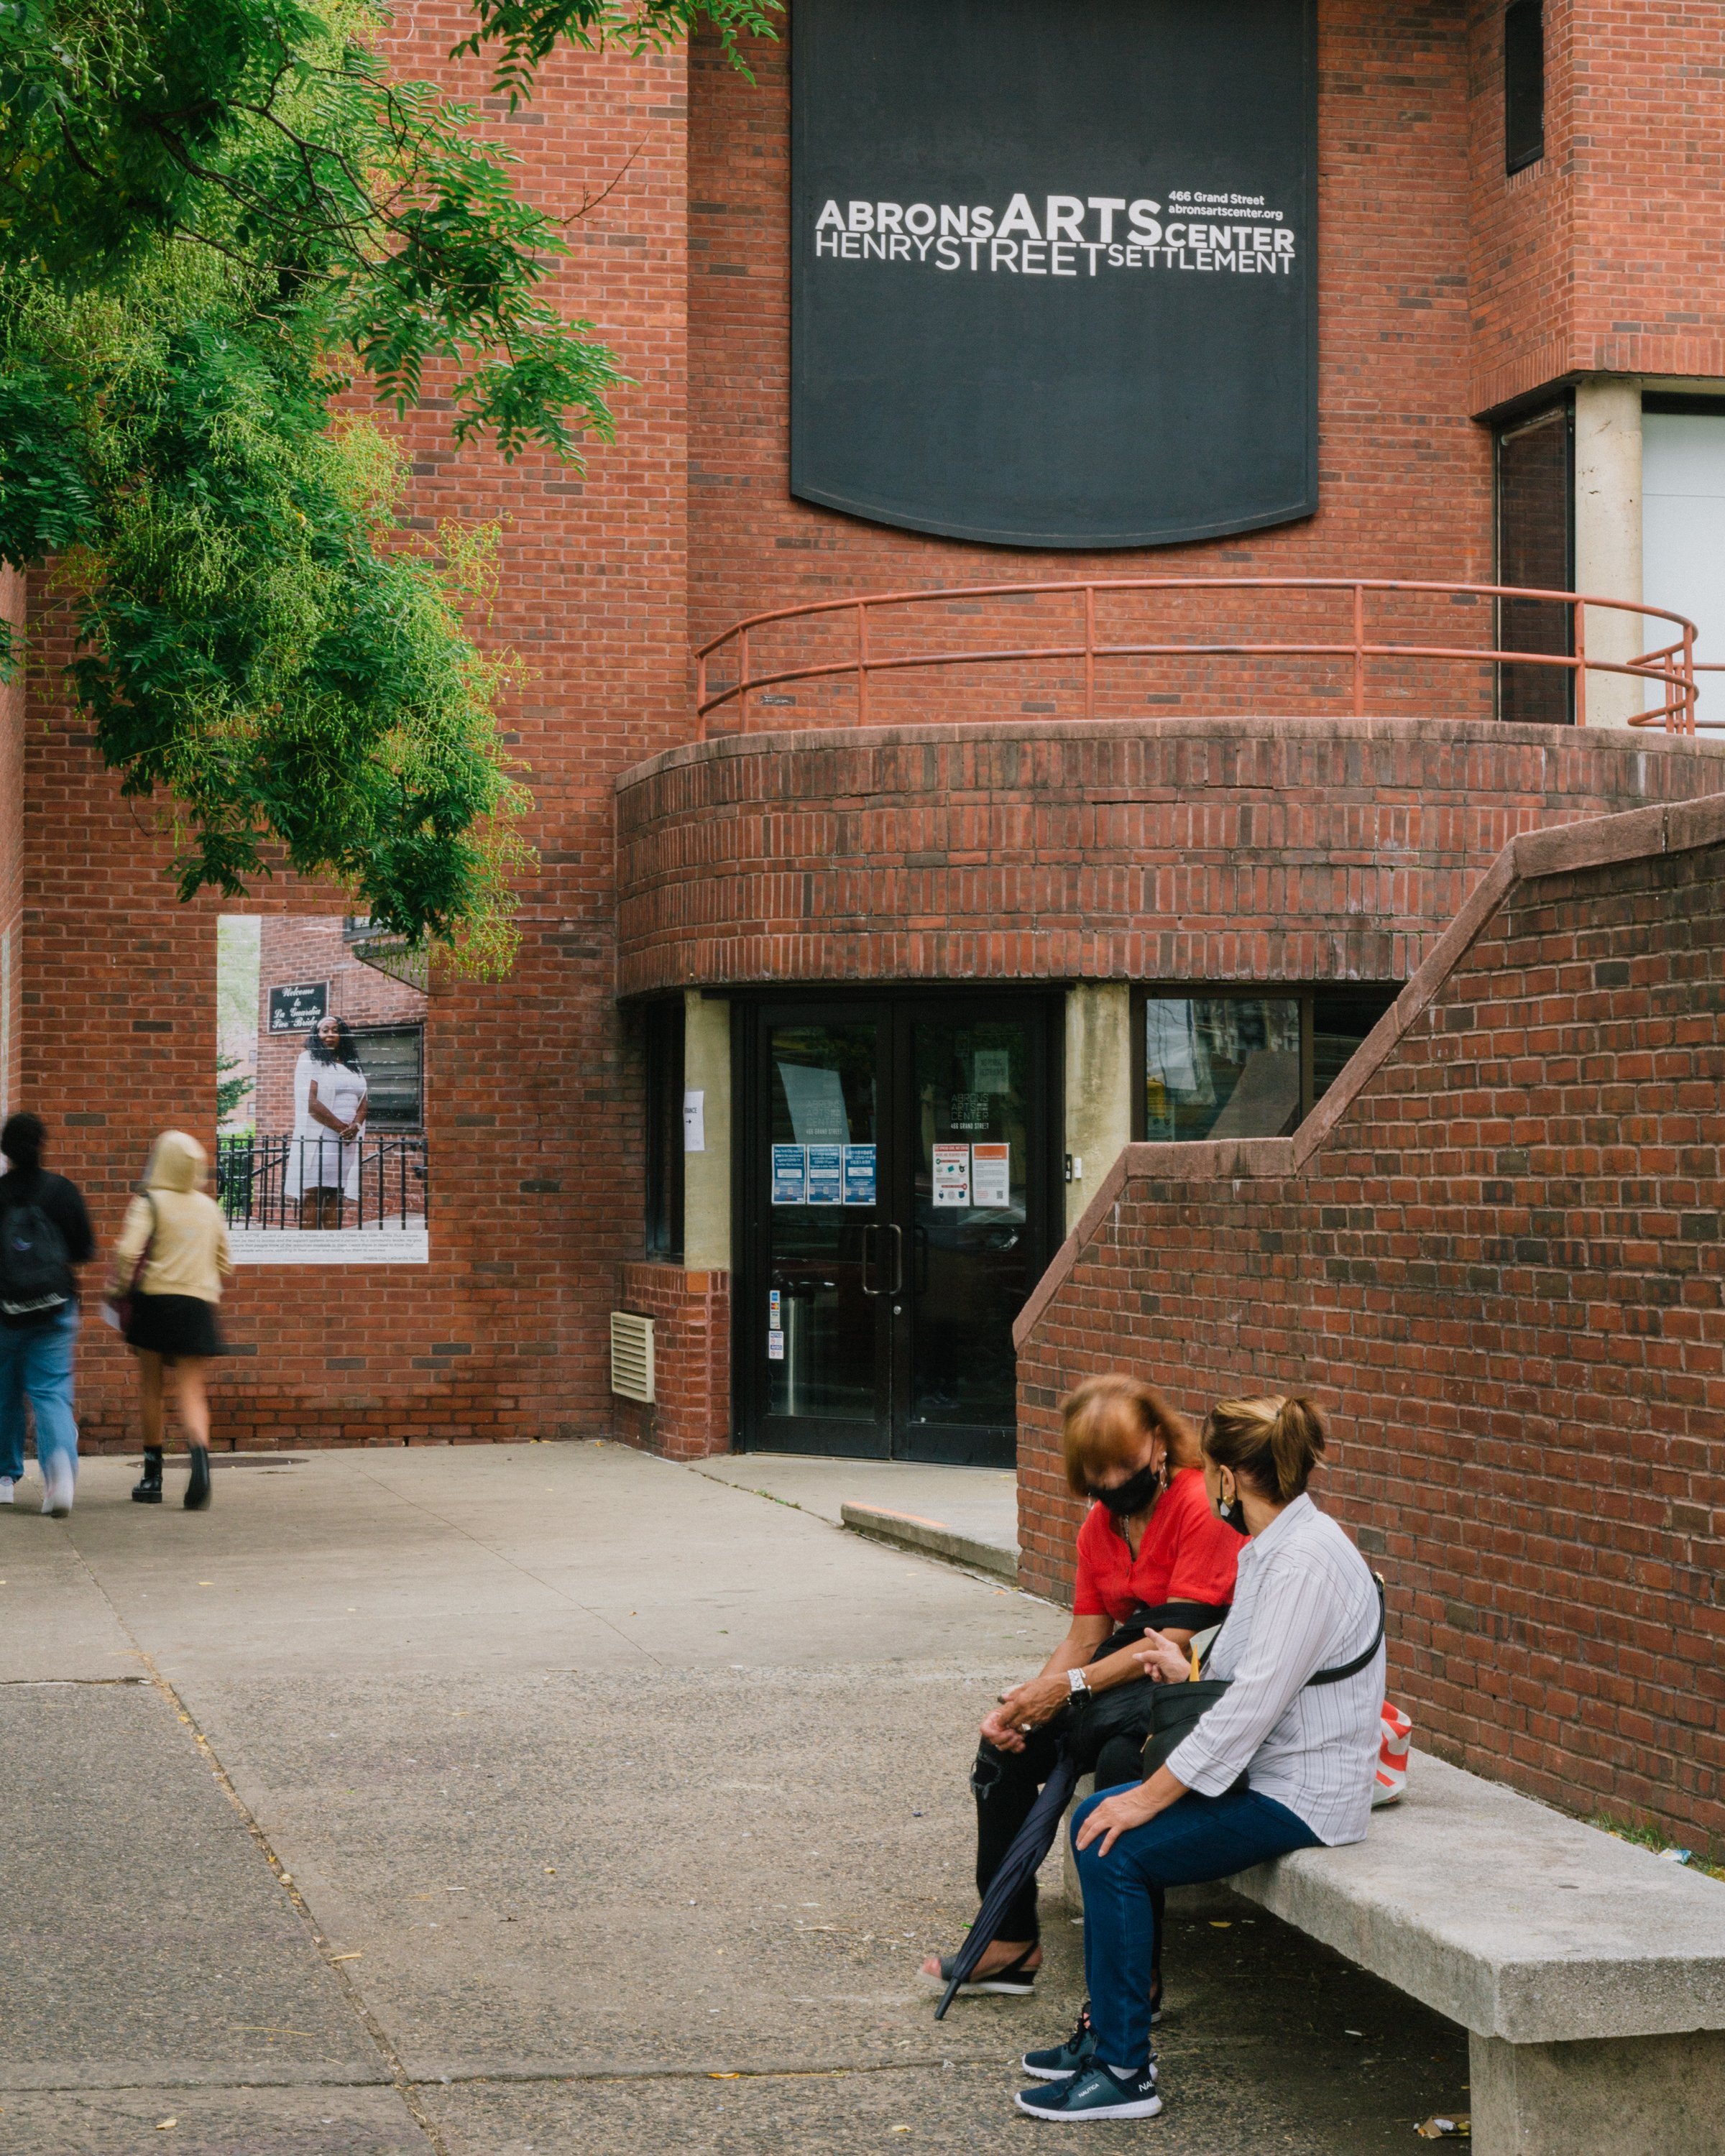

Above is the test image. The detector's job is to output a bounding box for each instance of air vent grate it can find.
[610,1312,655,1403]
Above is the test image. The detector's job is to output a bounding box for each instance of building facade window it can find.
[1504,1,1545,174]
[1495,397,1574,725]
[353,1024,424,1128]
[1642,393,1725,682]
[1134,987,1400,1144]
[644,998,686,1262]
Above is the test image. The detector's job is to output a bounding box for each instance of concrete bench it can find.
[1062,1751,1725,2152]
[1235,1754,1725,2155]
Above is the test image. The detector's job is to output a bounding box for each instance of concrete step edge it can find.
[840,1501,1018,1583]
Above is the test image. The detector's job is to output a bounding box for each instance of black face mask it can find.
[1217,1489,1249,1535]
[1088,1461,1164,1517]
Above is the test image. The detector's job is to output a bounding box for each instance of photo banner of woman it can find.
[284,1015,370,1228]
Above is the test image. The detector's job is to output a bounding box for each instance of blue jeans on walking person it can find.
[0,1304,80,1483]
[1072,1782,1322,2073]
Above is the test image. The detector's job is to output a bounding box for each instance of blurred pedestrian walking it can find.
[109,1132,232,1509]
[0,1112,95,1518]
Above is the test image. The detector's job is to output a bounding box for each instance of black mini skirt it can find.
[124,1292,224,1360]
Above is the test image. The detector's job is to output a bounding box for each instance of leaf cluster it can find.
[454,0,778,108]
[0,0,776,967]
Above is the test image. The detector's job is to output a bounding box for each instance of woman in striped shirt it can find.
[1015,1393,1385,2124]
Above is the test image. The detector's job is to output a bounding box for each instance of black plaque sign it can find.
[791,0,1317,548]
[268,981,328,1035]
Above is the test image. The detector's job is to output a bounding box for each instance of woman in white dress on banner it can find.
[285,1015,369,1227]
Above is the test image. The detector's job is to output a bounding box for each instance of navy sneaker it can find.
[1016,2060,1162,2121]
[1021,2004,1097,2081]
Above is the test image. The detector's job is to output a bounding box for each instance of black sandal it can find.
[924,1943,1041,1997]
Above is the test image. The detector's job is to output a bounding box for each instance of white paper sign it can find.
[932,1142,971,1207]
[971,1141,1011,1207]
[683,1088,705,1153]
[805,1143,845,1205]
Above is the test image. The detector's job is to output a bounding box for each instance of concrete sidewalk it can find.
[691,1453,1020,1577]
[0,1442,1467,2153]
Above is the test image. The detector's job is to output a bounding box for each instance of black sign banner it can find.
[268,981,328,1035]
[791,0,1317,549]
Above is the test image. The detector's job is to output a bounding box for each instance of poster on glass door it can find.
[932,1143,972,1207]
[971,1141,1011,1208]
[806,1143,845,1204]
[772,1145,807,1205]
[842,1143,877,1204]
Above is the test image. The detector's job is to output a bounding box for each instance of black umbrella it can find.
[934,1745,1080,2019]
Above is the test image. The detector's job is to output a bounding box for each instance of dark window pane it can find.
[1496,402,1573,724]
[1144,997,1303,1142]
[352,1025,423,1128]
[645,999,685,1261]
[1504,1,1545,175]
[1312,987,1401,1101]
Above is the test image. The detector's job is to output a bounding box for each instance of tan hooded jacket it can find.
[111,1132,234,1304]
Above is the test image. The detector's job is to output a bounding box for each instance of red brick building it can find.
[2,0,1723,1700]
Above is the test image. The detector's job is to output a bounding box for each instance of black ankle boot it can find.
[184,1443,211,1511]
[132,1447,164,1504]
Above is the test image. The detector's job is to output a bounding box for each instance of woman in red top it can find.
[921,1373,1241,2002]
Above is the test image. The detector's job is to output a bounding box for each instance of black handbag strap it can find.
[1200,1573,1385,1685]
[1093,1600,1233,1661]
[1305,1575,1386,1687]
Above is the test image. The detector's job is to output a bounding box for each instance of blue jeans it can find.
[1072,1782,1322,2072]
[0,1304,80,1483]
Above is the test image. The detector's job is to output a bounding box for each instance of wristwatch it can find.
[1067,1667,1091,1697]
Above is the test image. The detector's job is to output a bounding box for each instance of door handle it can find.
[860,1222,883,1296]
[886,1221,903,1294]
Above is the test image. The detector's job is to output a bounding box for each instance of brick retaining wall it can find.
[1013,795,1725,1845]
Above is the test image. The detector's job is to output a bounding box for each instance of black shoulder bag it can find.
[1140,1575,1386,1789]
[1053,1599,1235,1774]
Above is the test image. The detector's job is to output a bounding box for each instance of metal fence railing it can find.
[216,1135,428,1231]
[694,576,1708,737]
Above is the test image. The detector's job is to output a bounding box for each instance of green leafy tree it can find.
[216,1051,255,1127]
[0,0,776,971]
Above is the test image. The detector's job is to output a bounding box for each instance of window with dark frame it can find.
[1495,399,1574,726]
[1504,1,1545,175]
[1133,987,1401,1144]
[352,1024,423,1128]
[644,998,686,1263]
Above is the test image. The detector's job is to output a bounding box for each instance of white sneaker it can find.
[41,1462,73,1519]
[0,1477,14,1505]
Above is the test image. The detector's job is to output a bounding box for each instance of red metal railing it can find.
[694,578,1706,740]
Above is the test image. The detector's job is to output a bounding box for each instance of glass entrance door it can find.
[741,995,1056,1468]
[757,1010,888,1457]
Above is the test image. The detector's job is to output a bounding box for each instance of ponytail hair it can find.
[1201,1393,1328,1503]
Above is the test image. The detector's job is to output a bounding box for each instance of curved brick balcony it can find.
[614,714,1725,999]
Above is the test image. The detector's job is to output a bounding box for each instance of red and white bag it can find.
[1373,1700,1412,1806]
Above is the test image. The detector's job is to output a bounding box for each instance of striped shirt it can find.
[1164,1493,1385,1847]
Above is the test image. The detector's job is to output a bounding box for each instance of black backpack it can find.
[0,1184,73,1327]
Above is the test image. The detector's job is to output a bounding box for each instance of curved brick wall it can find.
[615,717,1725,996]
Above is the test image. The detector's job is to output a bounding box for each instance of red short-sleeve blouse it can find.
[1072,1466,1241,1625]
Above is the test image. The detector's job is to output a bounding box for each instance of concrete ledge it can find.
[840,1501,1018,1582]
[1228,1752,1725,2046]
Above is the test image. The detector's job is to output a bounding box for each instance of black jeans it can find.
[970,1731,1163,1968]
